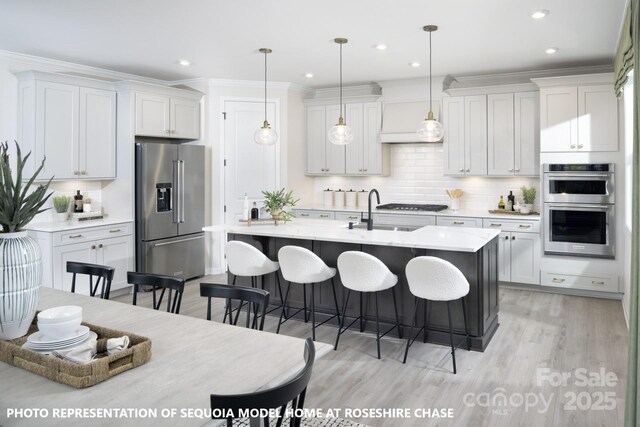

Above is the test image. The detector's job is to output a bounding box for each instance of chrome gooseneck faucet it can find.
[361,189,380,231]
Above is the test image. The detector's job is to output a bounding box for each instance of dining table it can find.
[0,288,332,427]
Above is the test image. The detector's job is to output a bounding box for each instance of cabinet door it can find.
[497,232,511,282]
[171,97,200,139]
[442,96,465,175]
[36,81,78,179]
[79,88,116,179]
[577,85,618,152]
[487,93,514,176]
[135,93,171,137]
[362,102,382,175]
[345,103,364,174]
[98,235,134,292]
[306,105,326,174]
[464,95,488,175]
[514,92,539,176]
[540,86,578,152]
[324,104,346,174]
[510,232,541,285]
[53,241,97,294]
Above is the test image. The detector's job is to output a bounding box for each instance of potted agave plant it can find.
[52,195,70,222]
[0,141,52,340]
[262,188,299,223]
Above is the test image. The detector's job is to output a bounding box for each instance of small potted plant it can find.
[262,188,299,223]
[0,141,52,339]
[52,195,70,222]
[520,186,537,214]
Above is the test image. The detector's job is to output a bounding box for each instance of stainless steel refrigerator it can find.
[135,141,205,280]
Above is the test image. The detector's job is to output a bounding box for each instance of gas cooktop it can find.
[376,203,449,212]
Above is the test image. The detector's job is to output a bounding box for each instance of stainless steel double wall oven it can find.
[543,163,615,258]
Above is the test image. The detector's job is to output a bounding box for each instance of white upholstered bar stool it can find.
[276,246,341,341]
[334,251,402,359]
[225,241,284,323]
[403,256,470,374]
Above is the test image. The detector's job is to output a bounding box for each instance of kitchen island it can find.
[204,219,501,351]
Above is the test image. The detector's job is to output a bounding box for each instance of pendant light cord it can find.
[339,42,343,119]
[264,50,268,123]
[429,30,432,113]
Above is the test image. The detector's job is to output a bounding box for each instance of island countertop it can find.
[204,218,500,252]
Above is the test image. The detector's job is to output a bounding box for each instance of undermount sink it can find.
[351,223,418,232]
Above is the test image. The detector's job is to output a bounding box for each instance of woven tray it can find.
[488,209,540,216]
[0,316,152,388]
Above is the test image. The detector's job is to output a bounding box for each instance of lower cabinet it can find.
[29,222,134,295]
[294,209,335,220]
[506,231,541,285]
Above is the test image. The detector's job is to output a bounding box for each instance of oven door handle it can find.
[546,173,610,179]
[547,204,611,210]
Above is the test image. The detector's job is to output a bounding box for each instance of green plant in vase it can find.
[53,195,70,221]
[262,188,299,223]
[520,186,537,214]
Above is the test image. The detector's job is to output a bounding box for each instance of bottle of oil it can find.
[498,195,505,210]
[74,190,83,213]
[250,202,259,220]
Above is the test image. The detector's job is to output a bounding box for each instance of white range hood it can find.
[380,100,442,143]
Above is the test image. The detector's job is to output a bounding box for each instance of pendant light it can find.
[254,48,278,145]
[328,38,353,145]
[417,25,444,142]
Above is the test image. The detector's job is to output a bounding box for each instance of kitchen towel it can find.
[53,335,130,364]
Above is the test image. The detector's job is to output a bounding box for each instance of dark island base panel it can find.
[228,234,500,352]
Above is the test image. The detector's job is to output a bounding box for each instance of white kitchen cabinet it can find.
[15,71,117,180]
[306,105,327,174]
[436,216,482,228]
[323,105,347,174]
[135,93,200,139]
[540,271,618,293]
[487,92,539,177]
[483,219,540,285]
[29,222,134,295]
[334,211,362,221]
[293,209,335,220]
[345,103,364,174]
[442,95,487,176]
[537,79,617,152]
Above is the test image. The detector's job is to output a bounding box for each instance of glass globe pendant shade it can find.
[328,117,353,145]
[254,120,278,145]
[417,111,444,142]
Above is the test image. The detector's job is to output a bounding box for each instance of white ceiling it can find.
[0,0,626,87]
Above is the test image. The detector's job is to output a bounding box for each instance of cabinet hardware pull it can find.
[74,171,79,175]
[326,168,329,172]
[459,168,464,172]
[570,144,576,149]
[166,130,171,134]
[511,236,516,240]
[320,214,329,218]
[466,169,470,172]
[349,216,358,219]
[69,234,83,239]
[98,244,103,249]
[363,169,367,172]
[552,277,565,283]
[300,213,309,217]
[171,130,176,134]
[508,168,513,172]
[515,168,520,172]
[91,245,96,250]
[490,223,502,227]
[591,280,605,285]
[578,144,584,149]
[518,224,532,228]
[453,221,464,225]
[504,235,509,240]
[358,168,362,172]
[109,229,122,233]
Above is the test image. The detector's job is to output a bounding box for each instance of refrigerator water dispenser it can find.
[156,183,172,212]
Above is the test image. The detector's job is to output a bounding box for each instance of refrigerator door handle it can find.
[172,160,179,224]
[179,160,185,223]
[153,235,203,247]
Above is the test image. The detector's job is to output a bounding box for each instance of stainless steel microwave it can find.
[543,163,614,204]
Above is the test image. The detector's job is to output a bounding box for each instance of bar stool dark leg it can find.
[223,274,238,324]
[275,272,287,319]
[334,289,351,350]
[375,292,381,359]
[462,297,470,351]
[391,287,402,339]
[423,299,428,343]
[277,282,292,334]
[330,278,341,325]
[310,283,316,341]
[303,284,308,323]
[403,297,420,364]
[359,293,364,332]
[446,300,457,374]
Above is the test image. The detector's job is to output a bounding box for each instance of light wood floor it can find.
[113,276,628,427]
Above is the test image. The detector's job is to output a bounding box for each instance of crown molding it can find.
[531,72,614,88]
[312,83,381,99]
[0,50,168,85]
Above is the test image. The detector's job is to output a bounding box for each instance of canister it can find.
[357,190,369,208]
[334,189,345,207]
[345,190,357,208]
[323,189,334,207]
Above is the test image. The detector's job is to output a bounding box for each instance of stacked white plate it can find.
[23,326,95,354]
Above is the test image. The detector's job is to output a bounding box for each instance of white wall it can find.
[623,77,634,324]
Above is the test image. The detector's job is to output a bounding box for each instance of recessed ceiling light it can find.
[304,73,314,78]
[178,59,191,66]
[545,47,559,54]
[530,9,549,19]
[410,62,421,68]
[375,44,387,50]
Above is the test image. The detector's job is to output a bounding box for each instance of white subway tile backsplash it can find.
[313,144,540,211]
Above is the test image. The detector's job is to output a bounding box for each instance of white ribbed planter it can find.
[0,231,42,340]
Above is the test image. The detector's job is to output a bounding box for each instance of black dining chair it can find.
[210,337,315,427]
[67,261,115,299]
[128,272,185,314]
[200,283,269,330]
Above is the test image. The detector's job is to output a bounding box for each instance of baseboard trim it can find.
[501,282,624,300]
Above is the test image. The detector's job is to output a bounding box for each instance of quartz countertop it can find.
[204,218,501,252]
[26,218,133,233]
[294,204,541,221]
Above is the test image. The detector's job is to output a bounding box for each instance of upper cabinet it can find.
[533,73,618,152]
[442,95,487,176]
[135,93,200,139]
[16,71,116,180]
[306,100,387,176]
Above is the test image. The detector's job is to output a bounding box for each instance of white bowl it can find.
[37,318,83,340]
[38,306,83,324]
